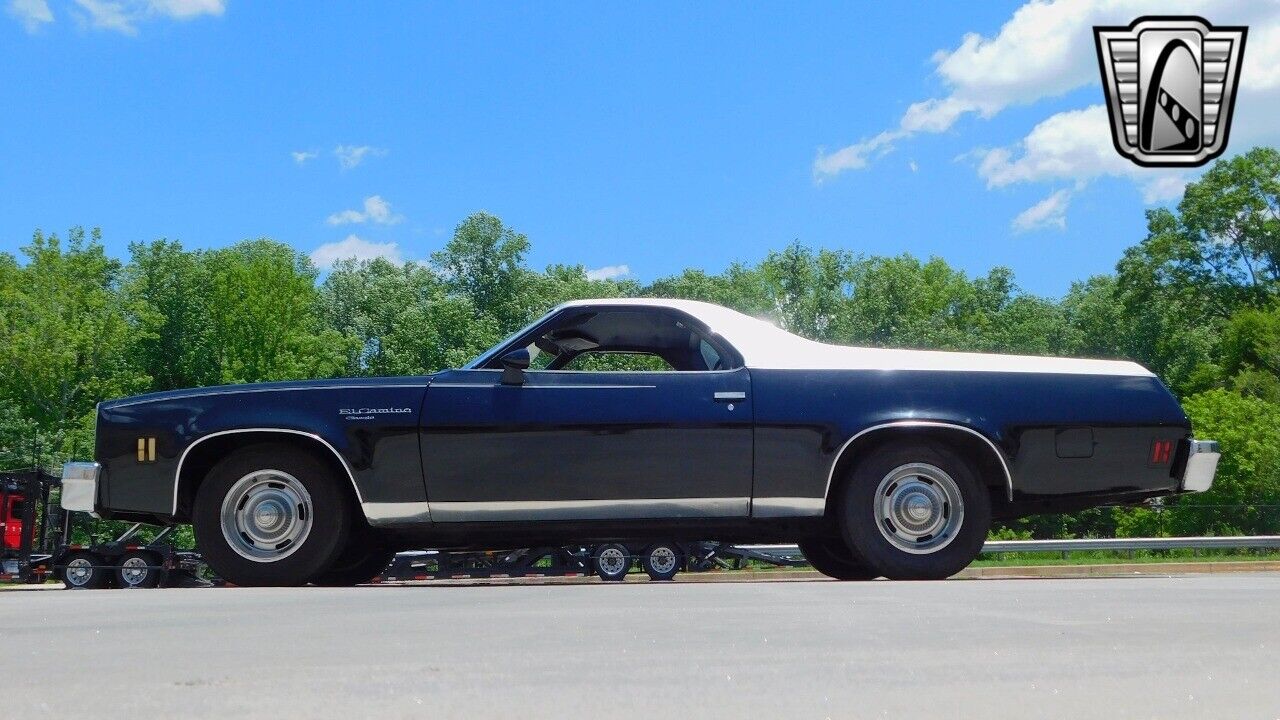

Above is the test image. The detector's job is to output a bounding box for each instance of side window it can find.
[486,307,742,372]
[527,344,557,370]
[699,339,723,371]
[561,352,674,372]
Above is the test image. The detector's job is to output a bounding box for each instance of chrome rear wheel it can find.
[874,463,965,555]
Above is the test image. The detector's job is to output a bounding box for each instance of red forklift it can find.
[1,470,60,583]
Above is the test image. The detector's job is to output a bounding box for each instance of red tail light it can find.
[1149,439,1173,465]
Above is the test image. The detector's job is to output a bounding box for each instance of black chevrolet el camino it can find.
[61,298,1220,585]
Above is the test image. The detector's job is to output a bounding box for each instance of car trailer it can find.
[376,540,808,583]
[0,469,205,589]
[378,541,692,583]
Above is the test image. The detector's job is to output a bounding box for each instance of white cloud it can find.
[585,264,630,281]
[148,0,224,19]
[70,0,222,34]
[813,130,902,179]
[334,144,386,170]
[326,195,403,226]
[291,150,318,165]
[974,104,1189,203]
[310,235,403,270]
[1012,189,1071,233]
[1139,174,1190,204]
[908,160,918,173]
[7,0,53,32]
[815,0,1280,180]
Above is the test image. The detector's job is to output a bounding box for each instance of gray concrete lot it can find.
[2,574,1278,719]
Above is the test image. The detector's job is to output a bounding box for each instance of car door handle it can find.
[714,391,746,402]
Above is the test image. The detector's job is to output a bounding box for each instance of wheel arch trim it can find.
[172,428,366,518]
[824,420,1013,503]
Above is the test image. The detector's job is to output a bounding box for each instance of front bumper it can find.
[1180,439,1220,493]
[61,462,101,515]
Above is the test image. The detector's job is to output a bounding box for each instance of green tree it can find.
[0,228,146,466]
[123,239,218,391]
[432,213,540,333]
[204,239,351,383]
[1167,389,1280,535]
[1219,304,1280,402]
[320,257,497,375]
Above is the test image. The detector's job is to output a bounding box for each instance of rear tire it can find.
[62,551,108,589]
[193,444,352,587]
[311,530,395,586]
[839,441,991,580]
[798,538,879,580]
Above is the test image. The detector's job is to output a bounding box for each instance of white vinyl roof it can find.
[553,298,1154,377]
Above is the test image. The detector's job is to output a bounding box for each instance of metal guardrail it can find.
[742,536,1280,559]
[981,535,1280,552]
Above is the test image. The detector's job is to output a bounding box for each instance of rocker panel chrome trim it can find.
[428,497,749,522]
[363,501,433,526]
[751,496,826,517]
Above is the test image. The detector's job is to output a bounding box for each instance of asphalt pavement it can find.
[2,573,1278,719]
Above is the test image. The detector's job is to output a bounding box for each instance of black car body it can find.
[62,299,1220,584]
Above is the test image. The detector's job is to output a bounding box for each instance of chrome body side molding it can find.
[172,428,369,518]
[824,420,1015,503]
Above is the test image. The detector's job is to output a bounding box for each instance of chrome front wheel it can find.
[219,470,315,563]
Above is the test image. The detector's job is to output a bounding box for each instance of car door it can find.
[419,364,753,521]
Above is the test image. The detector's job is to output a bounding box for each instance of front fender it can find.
[95,382,428,519]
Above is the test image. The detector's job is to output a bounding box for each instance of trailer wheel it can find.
[641,542,682,581]
[592,543,631,582]
[116,551,163,589]
[62,552,108,589]
[798,538,879,581]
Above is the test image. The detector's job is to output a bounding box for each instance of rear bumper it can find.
[1180,439,1220,493]
[60,462,101,515]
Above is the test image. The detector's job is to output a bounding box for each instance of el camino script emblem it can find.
[1094,16,1246,167]
[340,407,413,420]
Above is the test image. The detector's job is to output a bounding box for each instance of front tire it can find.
[839,441,991,580]
[193,444,352,587]
[798,538,879,580]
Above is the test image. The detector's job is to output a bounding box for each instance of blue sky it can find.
[3,1,1279,297]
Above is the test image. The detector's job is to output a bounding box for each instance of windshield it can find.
[463,309,560,369]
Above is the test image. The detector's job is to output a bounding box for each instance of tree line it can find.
[3,149,1279,539]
